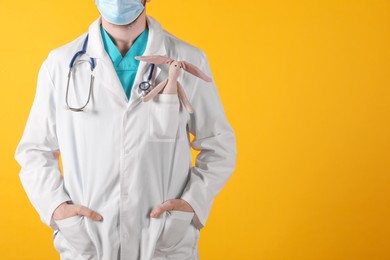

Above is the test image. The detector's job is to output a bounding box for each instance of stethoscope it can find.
[138,63,155,96]
[66,34,155,112]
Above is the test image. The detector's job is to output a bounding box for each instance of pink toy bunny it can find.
[134,55,212,114]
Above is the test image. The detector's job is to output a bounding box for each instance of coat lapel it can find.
[86,15,167,105]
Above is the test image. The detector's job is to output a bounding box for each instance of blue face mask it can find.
[95,0,145,25]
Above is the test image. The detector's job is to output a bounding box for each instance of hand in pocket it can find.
[53,201,102,259]
[52,201,103,222]
[150,198,194,218]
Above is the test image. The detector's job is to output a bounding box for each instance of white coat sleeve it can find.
[180,50,237,230]
[14,56,71,230]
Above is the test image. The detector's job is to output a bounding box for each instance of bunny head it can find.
[134,55,213,82]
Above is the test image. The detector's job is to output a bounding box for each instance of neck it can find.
[101,11,147,57]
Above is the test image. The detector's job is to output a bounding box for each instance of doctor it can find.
[14,0,237,259]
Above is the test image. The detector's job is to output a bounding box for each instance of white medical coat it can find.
[14,15,237,260]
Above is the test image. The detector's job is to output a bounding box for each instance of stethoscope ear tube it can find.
[65,34,95,112]
[65,68,95,112]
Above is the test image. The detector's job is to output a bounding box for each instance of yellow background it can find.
[1,0,389,259]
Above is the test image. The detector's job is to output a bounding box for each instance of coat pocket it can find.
[156,210,195,250]
[54,215,97,260]
[148,94,181,141]
[53,230,86,260]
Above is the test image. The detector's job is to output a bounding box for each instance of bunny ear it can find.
[134,55,174,65]
[181,61,212,82]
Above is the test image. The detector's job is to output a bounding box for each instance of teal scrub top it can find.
[100,24,149,100]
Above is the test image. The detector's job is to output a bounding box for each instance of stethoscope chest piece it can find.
[138,63,155,96]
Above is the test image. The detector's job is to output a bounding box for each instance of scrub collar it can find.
[100,24,149,71]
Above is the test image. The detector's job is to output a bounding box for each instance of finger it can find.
[73,205,103,221]
[150,199,179,218]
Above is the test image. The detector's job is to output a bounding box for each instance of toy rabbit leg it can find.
[177,81,194,114]
[142,79,168,102]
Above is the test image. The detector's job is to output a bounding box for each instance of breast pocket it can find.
[148,94,181,141]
